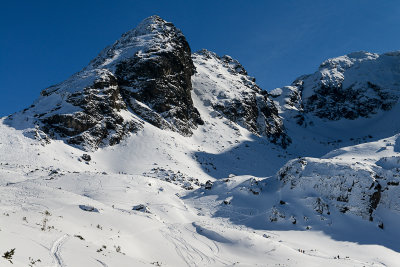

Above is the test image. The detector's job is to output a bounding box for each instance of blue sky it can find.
[1,0,400,116]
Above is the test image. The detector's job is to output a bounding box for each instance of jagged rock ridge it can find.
[192,50,291,148]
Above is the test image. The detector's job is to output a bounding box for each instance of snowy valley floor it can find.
[1,166,399,266]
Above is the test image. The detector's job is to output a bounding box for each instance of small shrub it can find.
[2,248,15,264]
[29,257,41,266]
[74,235,85,240]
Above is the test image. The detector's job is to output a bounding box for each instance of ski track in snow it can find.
[50,234,69,267]
[161,225,222,266]
[95,259,109,267]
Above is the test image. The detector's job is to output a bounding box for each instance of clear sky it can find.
[1,0,400,116]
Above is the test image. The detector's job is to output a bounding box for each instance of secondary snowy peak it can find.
[272,51,400,124]
[7,15,203,150]
[192,50,291,148]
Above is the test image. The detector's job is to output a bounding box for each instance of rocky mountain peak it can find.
[8,16,202,150]
[86,15,188,72]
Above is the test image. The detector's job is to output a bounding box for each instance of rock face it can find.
[272,51,400,124]
[7,16,203,150]
[40,69,141,148]
[112,16,203,135]
[192,50,291,148]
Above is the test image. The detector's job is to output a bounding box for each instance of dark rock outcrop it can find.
[39,69,142,148]
[304,80,397,120]
[114,17,203,135]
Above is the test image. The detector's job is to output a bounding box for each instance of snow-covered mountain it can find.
[1,15,400,266]
[6,15,288,151]
[7,15,203,150]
